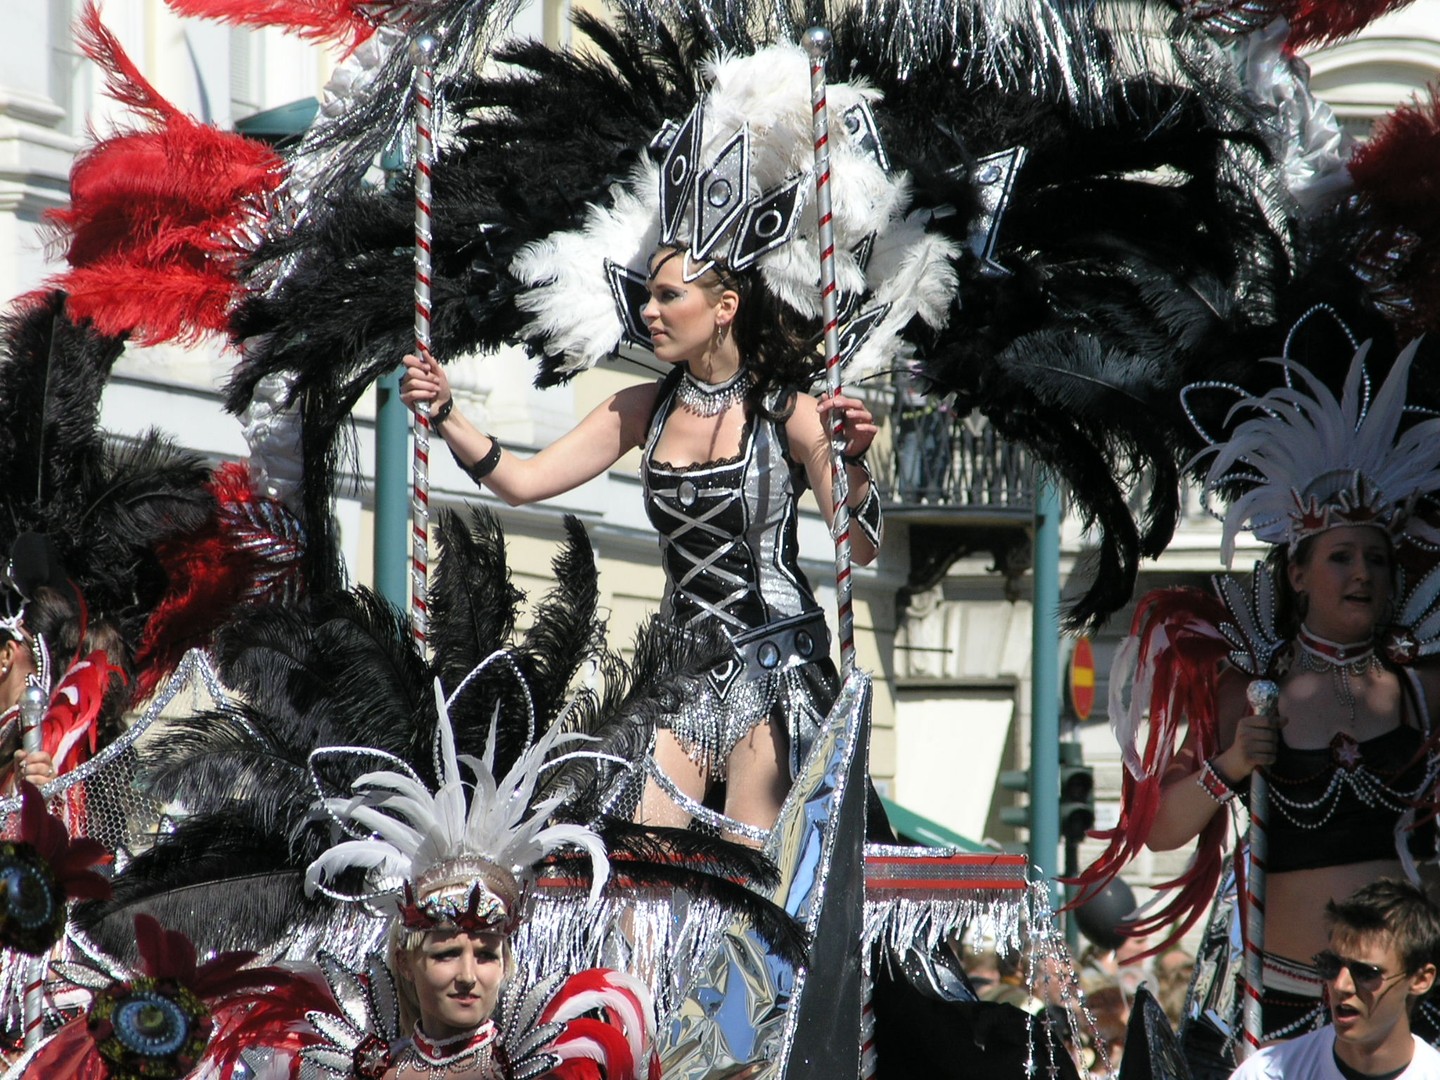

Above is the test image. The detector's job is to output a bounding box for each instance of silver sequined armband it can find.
[851,461,883,548]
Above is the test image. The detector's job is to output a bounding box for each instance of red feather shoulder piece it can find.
[537,969,659,1080]
[35,3,284,346]
[1065,587,1235,953]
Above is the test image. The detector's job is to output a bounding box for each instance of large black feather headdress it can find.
[211,0,1309,627]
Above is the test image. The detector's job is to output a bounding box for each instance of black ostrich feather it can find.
[72,811,347,963]
[138,703,313,833]
[0,293,216,681]
[583,820,808,965]
[213,588,433,768]
[0,293,120,508]
[512,516,605,736]
[429,507,525,695]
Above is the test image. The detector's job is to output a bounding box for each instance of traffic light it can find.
[998,768,1030,828]
[1059,742,1095,842]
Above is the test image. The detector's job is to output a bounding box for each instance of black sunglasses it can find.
[1313,950,1406,991]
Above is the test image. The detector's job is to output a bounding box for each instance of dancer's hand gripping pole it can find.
[802,27,856,674]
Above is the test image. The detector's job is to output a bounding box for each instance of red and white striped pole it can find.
[409,33,438,650]
[21,682,45,1048]
[860,972,877,1079]
[1242,679,1278,1058]
[803,26,855,673]
[22,956,44,1048]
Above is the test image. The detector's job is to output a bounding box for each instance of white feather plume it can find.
[304,678,609,913]
[1196,340,1440,564]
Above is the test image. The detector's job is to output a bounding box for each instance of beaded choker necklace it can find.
[676,366,748,417]
[407,1020,501,1077]
[1296,626,1376,671]
[1296,625,1381,720]
[411,1025,501,1071]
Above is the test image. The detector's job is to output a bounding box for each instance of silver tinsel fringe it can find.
[510,887,735,1019]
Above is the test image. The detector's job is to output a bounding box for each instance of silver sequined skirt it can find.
[659,610,837,780]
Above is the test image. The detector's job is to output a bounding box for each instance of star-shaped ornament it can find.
[1330,733,1363,771]
[1385,628,1418,665]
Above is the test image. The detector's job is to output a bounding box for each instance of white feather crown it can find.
[1188,338,1440,565]
[304,669,609,935]
[509,44,959,380]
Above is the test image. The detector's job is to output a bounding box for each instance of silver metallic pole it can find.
[20,680,46,1048]
[1241,678,1278,1059]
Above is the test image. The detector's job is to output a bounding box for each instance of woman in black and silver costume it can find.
[400,245,881,837]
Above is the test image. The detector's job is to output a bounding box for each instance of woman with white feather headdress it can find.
[399,43,954,841]
[1073,315,1440,1064]
[298,681,655,1080]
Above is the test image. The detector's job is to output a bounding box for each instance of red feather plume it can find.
[1064,588,1235,956]
[132,462,305,704]
[1283,0,1423,49]
[1348,84,1440,335]
[164,0,394,50]
[36,3,284,346]
[539,969,656,1080]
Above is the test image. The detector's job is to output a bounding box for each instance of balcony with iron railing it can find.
[863,385,1036,596]
[871,399,1034,525]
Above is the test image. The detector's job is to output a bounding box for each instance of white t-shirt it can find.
[1230,1027,1440,1080]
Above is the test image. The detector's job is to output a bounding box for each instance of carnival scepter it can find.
[803,26,856,674]
[1241,678,1278,1059]
[409,34,439,650]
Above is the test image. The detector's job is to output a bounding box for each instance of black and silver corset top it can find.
[642,383,818,634]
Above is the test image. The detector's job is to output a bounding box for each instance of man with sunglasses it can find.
[1230,880,1440,1080]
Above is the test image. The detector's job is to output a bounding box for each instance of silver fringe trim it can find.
[509,888,734,1019]
[861,894,1025,975]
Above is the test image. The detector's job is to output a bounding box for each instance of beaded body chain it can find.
[1265,632,1438,831]
[1264,735,1437,831]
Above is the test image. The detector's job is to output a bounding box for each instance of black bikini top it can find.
[1264,723,1435,874]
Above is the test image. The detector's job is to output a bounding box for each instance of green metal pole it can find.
[374,368,409,610]
[1030,472,1062,905]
